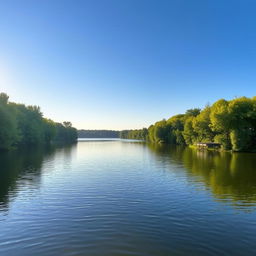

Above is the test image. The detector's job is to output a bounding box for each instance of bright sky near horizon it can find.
[0,0,256,130]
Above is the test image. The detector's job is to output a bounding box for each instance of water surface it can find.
[0,140,256,256]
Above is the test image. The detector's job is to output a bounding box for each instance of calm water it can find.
[0,140,256,256]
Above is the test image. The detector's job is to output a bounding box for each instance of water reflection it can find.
[0,144,75,212]
[148,143,256,209]
[1,142,256,212]
[0,141,256,256]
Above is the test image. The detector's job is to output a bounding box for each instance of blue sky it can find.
[0,0,256,130]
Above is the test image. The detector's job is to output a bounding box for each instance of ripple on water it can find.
[0,141,256,256]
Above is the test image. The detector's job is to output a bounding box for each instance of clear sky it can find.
[0,0,255,130]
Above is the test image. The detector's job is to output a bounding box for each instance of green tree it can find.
[167,114,186,145]
[193,106,215,142]
[0,94,19,150]
[183,117,197,145]
[210,99,232,150]
[228,97,255,151]
[153,120,172,143]
[0,92,77,150]
[185,108,201,117]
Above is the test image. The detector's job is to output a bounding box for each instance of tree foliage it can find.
[120,128,148,140]
[79,130,119,138]
[136,96,256,152]
[0,93,77,150]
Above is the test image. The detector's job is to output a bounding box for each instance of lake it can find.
[0,139,256,256]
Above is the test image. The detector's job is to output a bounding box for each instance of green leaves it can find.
[144,96,256,152]
[0,93,77,150]
[0,103,19,150]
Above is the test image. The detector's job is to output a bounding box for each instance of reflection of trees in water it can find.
[147,143,186,167]
[148,143,256,208]
[0,144,75,212]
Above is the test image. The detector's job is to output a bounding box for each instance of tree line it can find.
[120,96,256,152]
[0,93,77,151]
[78,130,119,138]
[119,129,148,140]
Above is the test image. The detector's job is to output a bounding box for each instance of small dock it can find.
[196,142,221,149]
